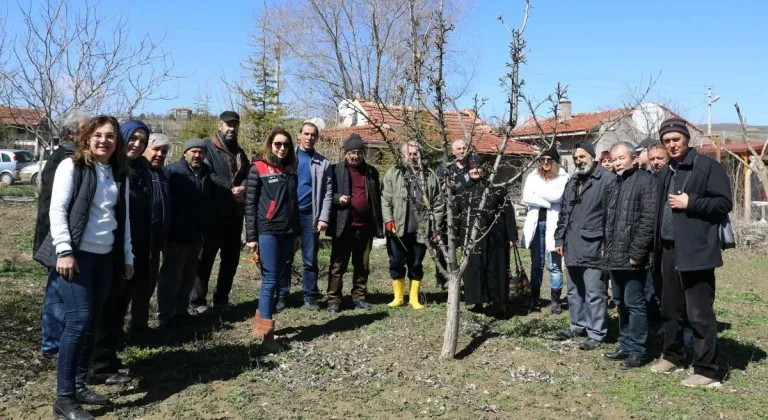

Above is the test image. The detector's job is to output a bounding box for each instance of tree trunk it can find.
[440,273,461,359]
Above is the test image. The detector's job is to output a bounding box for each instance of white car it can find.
[20,160,44,185]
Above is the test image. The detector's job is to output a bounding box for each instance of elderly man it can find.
[602,142,657,369]
[382,141,445,310]
[158,139,211,328]
[191,111,249,314]
[276,121,332,312]
[650,118,732,388]
[36,113,89,359]
[554,141,617,350]
[434,139,470,290]
[326,134,383,313]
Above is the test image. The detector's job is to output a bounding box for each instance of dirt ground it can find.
[1,201,767,419]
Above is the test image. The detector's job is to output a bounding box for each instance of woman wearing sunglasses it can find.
[521,145,569,314]
[245,128,300,353]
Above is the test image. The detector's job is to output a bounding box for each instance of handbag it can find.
[509,245,529,294]
[681,155,736,250]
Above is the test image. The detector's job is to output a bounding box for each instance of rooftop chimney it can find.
[559,98,572,122]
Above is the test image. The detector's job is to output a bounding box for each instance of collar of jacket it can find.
[212,131,240,153]
[297,147,325,165]
[618,166,637,180]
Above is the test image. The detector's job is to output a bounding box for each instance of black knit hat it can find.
[659,117,690,140]
[541,144,561,163]
[573,141,596,158]
[343,133,365,152]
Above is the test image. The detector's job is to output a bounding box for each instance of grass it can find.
[0,201,767,419]
[0,184,36,197]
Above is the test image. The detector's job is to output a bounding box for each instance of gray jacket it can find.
[554,165,617,269]
[304,149,333,224]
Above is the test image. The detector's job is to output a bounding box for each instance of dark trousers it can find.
[42,268,65,355]
[660,242,719,379]
[90,245,151,378]
[327,226,373,304]
[278,213,319,302]
[192,216,243,306]
[611,270,649,356]
[131,250,161,329]
[56,251,113,396]
[386,233,426,280]
[157,241,202,323]
[645,270,663,332]
[433,233,449,287]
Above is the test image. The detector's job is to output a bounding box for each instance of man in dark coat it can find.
[602,142,657,369]
[554,141,617,350]
[326,134,384,313]
[455,155,517,318]
[190,111,249,313]
[649,117,732,388]
[158,139,212,328]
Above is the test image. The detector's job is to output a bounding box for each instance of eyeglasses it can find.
[273,141,289,149]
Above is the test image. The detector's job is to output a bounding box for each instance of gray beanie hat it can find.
[183,138,206,154]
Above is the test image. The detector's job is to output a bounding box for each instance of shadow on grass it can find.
[720,336,767,373]
[277,311,389,344]
[95,342,278,415]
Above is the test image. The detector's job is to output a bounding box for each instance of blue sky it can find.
[4,0,767,125]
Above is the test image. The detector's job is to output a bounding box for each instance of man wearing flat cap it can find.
[157,139,211,328]
[325,134,383,313]
[554,141,617,350]
[191,111,249,314]
[649,117,732,388]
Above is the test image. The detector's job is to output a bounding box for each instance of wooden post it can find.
[714,135,722,163]
[744,154,751,221]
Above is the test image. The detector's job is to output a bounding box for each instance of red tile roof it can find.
[513,109,628,137]
[321,100,533,155]
[697,140,767,156]
[0,107,45,127]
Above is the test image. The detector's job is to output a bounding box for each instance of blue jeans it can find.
[611,270,649,356]
[56,251,113,396]
[529,221,563,290]
[260,234,294,319]
[279,213,319,302]
[42,268,65,355]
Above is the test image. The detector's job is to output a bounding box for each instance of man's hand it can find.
[56,255,79,281]
[317,221,329,232]
[123,264,135,280]
[668,192,689,210]
[339,195,350,206]
[555,245,563,256]
[232,186,246,203]
[509,241,517,249]
[630,258,639,266]
[385,221,397,234]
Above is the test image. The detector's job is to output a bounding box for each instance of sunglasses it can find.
[540,157,553,163]
[273,141,289,149]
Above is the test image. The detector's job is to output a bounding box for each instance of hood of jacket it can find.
[120,120,150,145]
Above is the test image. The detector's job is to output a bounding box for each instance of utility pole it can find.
[706,86,720,135]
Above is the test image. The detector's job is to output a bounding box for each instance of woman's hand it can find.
[56,256,79,281]
[123,265,135,280]
[246,242,258,252]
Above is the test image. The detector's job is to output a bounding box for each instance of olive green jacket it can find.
[381,165,445,243]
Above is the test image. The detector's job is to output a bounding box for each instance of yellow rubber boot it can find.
[388,279,406,307]
[409,280,425,310]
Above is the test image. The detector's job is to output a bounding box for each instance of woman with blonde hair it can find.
[521,145,569,313]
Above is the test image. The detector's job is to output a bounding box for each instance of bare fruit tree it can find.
[718,103,768,203]
[0,0,178,170]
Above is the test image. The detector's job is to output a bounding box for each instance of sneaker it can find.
[579,338,602,351]
[682,374,722,388]
[327,302,340,313]
[354,300,372,310]
[603,348,630,361]
[621,355,650,370]
[303,300,320,312]
[275,298,287,313]
[650,359,684,374]
[191,305,209,315]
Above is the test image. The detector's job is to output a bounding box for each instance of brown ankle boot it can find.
[252,311,283,354]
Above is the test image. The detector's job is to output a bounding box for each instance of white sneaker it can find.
[192,305,209,315]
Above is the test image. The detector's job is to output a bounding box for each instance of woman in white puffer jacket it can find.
[521,146,569,313]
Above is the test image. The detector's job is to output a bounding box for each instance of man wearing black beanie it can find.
[325,134,383,313]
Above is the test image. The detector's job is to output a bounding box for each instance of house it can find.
[0,107,47,149]
[320,99,533,180]
[513,99,704,171]
[170,107,193,121]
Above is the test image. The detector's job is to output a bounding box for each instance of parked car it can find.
[0,149,36,186]
[19,147,55,186]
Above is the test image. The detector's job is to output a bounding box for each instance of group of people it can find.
[525,117,732,390]
[31,110,730,419]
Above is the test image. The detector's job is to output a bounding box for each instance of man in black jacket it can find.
[191,111,249,313]
[649,118,732,388]
[602,142,657,369]
[434,139,469,291]
[554,141,617,350]
[157,139,211,328]
[326,134,384,313]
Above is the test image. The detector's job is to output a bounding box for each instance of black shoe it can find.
[303,300,320,311]
[468,303,485,314]
[555,329,584,341]
[621,355,650,370]
[354,300,372,310]
[53,397,94,420]
[579,338,603,351]
[327,302,340,313]
[275,298,287,313]
[603,348,630,361]
[74,386,112,406]
[42,350,58,359]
